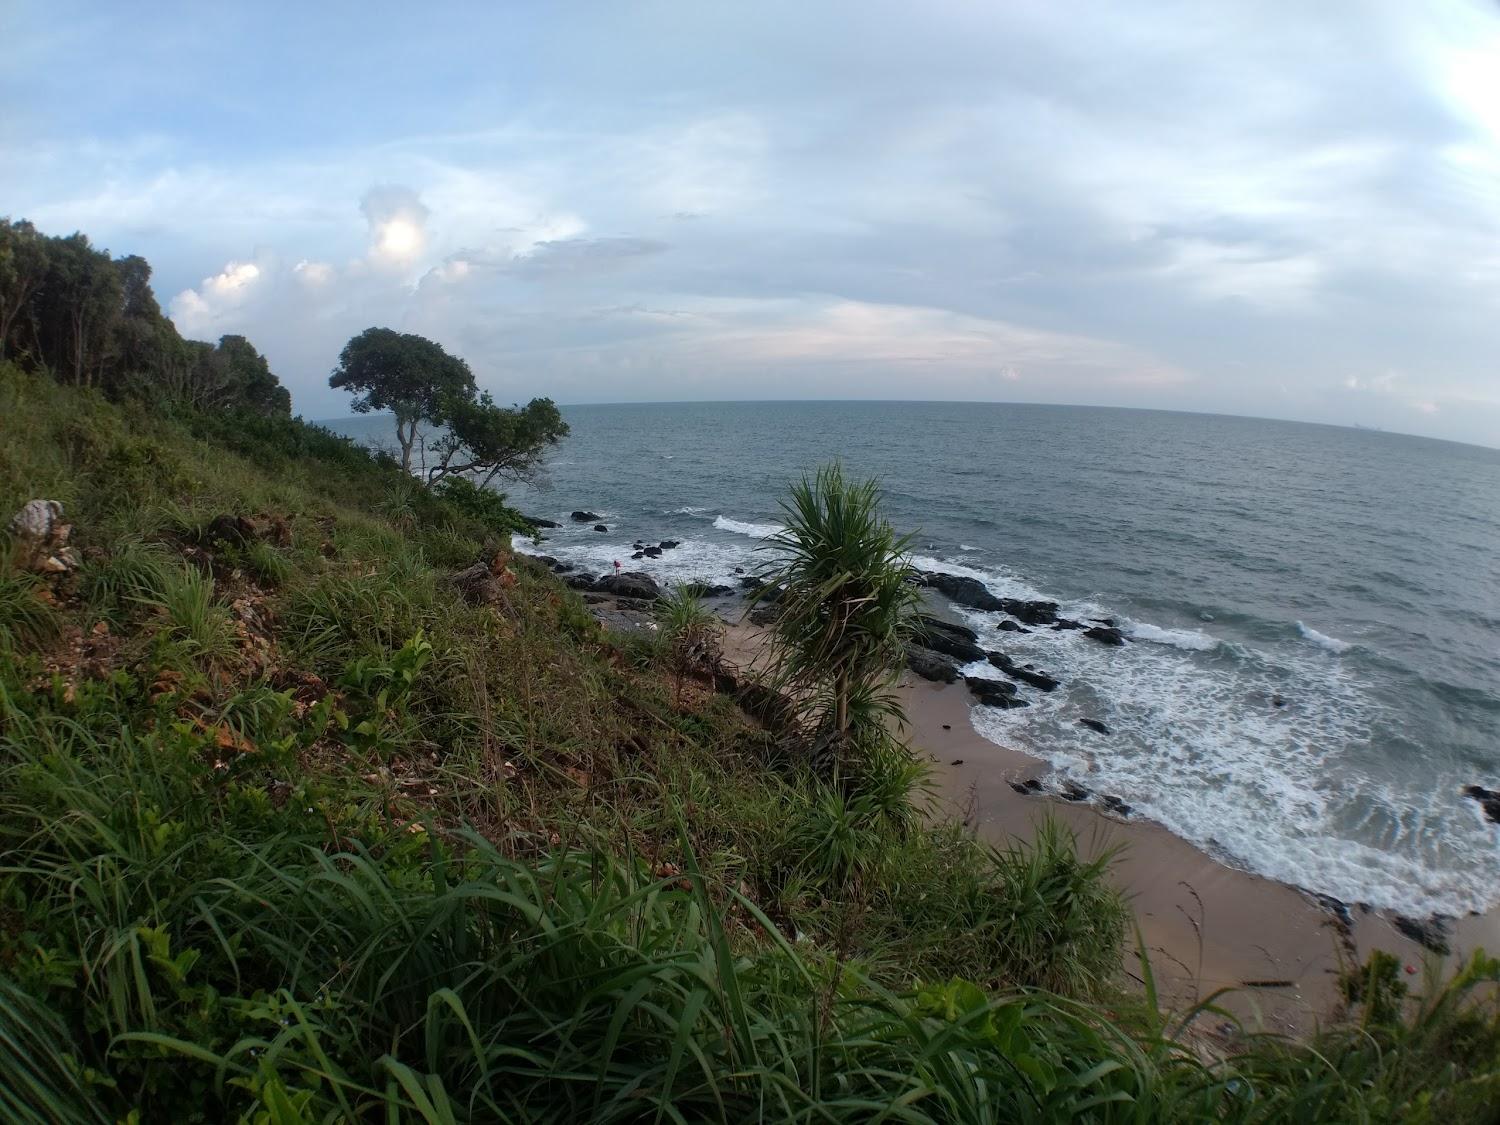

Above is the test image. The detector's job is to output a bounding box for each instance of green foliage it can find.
[0,558,57,651]
[329,326,477,472]
[756,461,919,746]
[0,216,291,415]
[426,390,570,489]
[431,475,536,538]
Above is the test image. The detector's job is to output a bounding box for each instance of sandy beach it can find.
[721,619,1500,1035]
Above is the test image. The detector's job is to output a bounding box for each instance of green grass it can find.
[1,361,1498,1122]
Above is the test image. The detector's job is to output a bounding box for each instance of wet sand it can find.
[721,619,1500,1034]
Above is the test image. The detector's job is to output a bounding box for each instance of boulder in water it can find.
[995,619,1029,633]
[987,652,1059,692]
[1077,718,1110,735]
[964,676,1027,708]
[1084,625,1126,646]
[1464,785,1500,824]
[571,511,601,522]
[593,523,609,533]
[912,615,985,663]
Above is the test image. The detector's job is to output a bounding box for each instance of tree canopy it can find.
[0,215,292,417]
[330,327,569,485]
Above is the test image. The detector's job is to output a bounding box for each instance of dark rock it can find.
[1093,617,1116,627]
[450,562,504,606]
[571,511,601,522]
[643,545,663,558]
[679,581,733,598]
[205,513,257,547]
[950,759,965,766]
[1008,781,1031,795]
[593,523,609,533]
[534,555,559,568]
[552,562,574,573]
[735,681,798,729]
[906,646,960,684]
[1271,694,1286,708]
[1313,894,1355,934]
[1099,794,1132,817]
[964,676,1029,708]
[987,652,1060,692]
[595,571,662,601]
[1464,785,1500,824]
[733,566,745,574]
[1060,780,1091,802]
[916,571,1006,612]
[565,574,597,590]
[748,603,780,627]
[1083,625,1127,646]
[942,724,951,730]
[631,551,644,559]
[1051,618,1085,631]
[739,575,765,591]
[1393,914,1452,956]
[582,593,611,604]
[912,615,985,663]
[1077,718,1110,735]
[1004,599,1061,626]
[659,540,680,550]
[995,620,1030,633]
[525,516,560,529]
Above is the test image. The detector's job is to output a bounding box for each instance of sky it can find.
[4,1,1500,445]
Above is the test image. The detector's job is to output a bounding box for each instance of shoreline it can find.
[718,617,1500,1034]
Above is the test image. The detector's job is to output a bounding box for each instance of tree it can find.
[329,327,476,473]
[425,391,569,488]
[0,218,48,360]
[30,232,122,386]
[754,463,919,751]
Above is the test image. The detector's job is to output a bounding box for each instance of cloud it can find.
[7,0,1500,444]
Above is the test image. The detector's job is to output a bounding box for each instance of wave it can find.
[714,515,785,539]
[1127,622,1220,652]
[1297,621,1353,654]
[670,505,709,515]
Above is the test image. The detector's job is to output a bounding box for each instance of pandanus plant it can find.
[754,462,919,750]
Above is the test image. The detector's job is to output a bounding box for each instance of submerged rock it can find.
[642,545,663,557]
[1077,718,1110,735]
[525,516,560,529]
[906,646,960,684]
[1060,780,1091,802]
[593,523,609,533]
[995,619,1030,633]
[571,510,600,522]
[1099,794,1132,817]
[1051,618,1086,631]
[659,539,680,550]
[1084,625,1126,646]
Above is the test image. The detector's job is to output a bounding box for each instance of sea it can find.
[327,402,1500,918]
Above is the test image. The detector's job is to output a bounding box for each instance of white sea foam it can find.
[1127,622,1220,652]
[1297,621,1353,654]
[670,505,710,515]
[961,606,1495,916]
[513,533,755,588]
[713,515,785,539]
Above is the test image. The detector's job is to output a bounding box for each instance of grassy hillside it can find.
[1,362,1498,1122]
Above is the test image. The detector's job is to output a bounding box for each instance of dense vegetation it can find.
[2,219,1499,1121]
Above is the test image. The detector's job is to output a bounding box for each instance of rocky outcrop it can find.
[659,540,680,550]
[570,511,601,522]
[911,614,985,663]
[525,516,560,529]
[1008,777,1044,794]
[987,652,1059,692]
[1077,718,1110,735]
[906,646,960,684]
[1084,625,1126,646]
[678,580,733,598]
[593,524,609,533]
[916,571,1006,612]
[594,571,662,601]
[8,500,80,575]
[1060,780,1090,802]
[995,620,1030,633]
[1099,794,1132,817]
[451,557,517,606]
[964,676,1028,708]
[565,573,597,590]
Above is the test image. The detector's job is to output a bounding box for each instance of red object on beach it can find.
[1405,964,1418,975]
